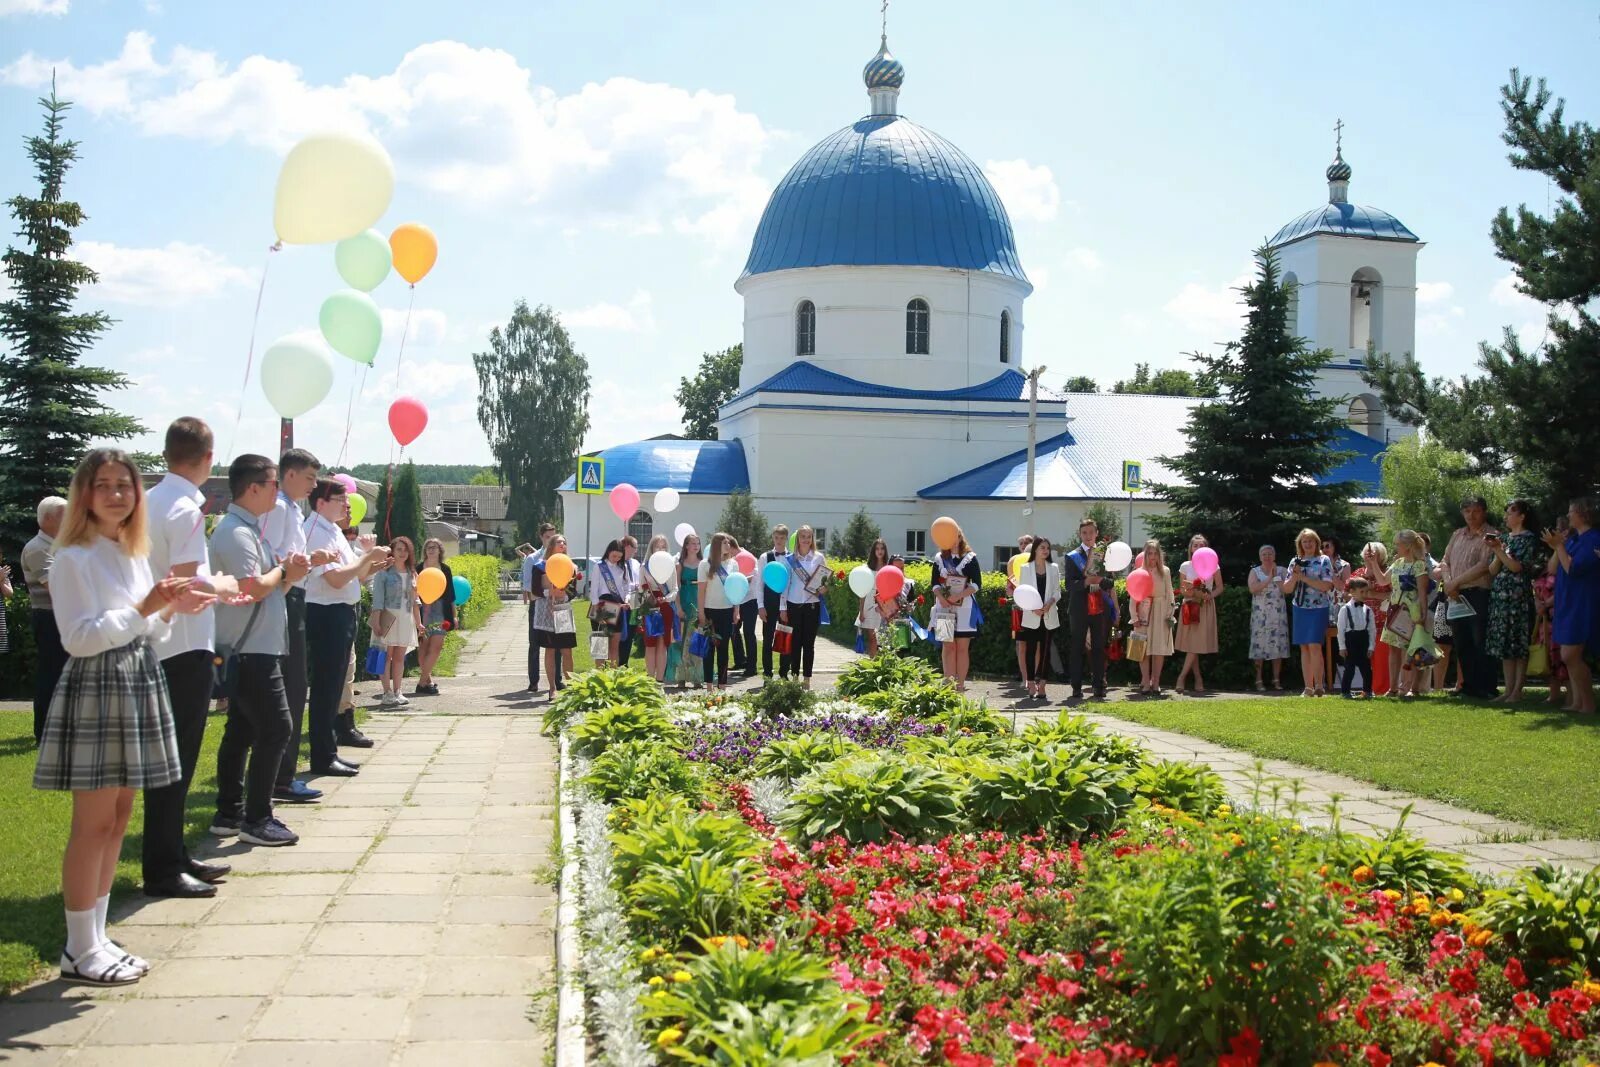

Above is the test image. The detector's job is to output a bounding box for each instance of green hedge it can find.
[1,592,43,700]
[448,554,502,631]
[819,559,1307,692]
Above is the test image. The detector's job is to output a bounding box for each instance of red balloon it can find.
[875,565,904,603]
[1126,569,1153,603]
[734,549,757,577]
[388,396,428,446]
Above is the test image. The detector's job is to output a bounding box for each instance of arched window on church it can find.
[1282,272,1301,339]
[1350,267,1382,354]
[628,510,653,546]
[1346,395,1383,440]
[796,300,816,357]
[999,310,1011,364]
[906,298,930,355]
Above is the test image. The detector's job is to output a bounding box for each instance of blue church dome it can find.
[1269,148,1419,247]
[740,115,1029,286]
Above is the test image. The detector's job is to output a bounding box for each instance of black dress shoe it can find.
[144,872,218,899]
[186,858,231,884]
[337,729,375,748]
[312,759,360,777]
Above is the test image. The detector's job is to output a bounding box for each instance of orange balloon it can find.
[389,222,438,285]
[417,566,447,605]
[544,553,575,589]
[931,516,960,553]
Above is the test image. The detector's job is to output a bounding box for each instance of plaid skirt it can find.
[34,638,181,792]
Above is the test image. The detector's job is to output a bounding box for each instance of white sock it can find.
[65,907,99,959]
[94,893,110,946]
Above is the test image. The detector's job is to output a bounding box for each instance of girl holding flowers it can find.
[639,534,678,682]
[858,538,891,657]
[1383,529,1438,698]
[1134,539,1175,696]
[931,521,982,691]
[1175,534,1222,693]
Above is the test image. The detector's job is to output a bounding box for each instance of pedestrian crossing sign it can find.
[1122,460,1143,494]
[577,455,604,495]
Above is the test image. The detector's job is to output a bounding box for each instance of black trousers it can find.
[1020,626,1054,682]
[1341,631,1373,696]
[782,602,821,679]
[305,602,355,771]
[1068,609,1110,693]
[761,594,783,676]
[732,603,757,671]
[528,602,542,689]
[31,608,68,743]
[142,650,215,881]
[701,607,733,685]
[275,587,308,789]
[1453,586,1496,697]
[216,654,292,825]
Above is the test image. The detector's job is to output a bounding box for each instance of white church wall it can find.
[736,265,1030,392]
[1277,235,1419,367]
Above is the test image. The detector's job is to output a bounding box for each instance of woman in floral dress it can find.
[1486,500,1540,704]
[1247,544,1289,690]
[1383,530,1438,698]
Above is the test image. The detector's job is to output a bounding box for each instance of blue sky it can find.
[2,0,1595,467]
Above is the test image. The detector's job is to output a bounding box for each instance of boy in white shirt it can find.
[1338,576,1377,699]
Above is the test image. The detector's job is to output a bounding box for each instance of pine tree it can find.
[0,86,141,551]
[375,462,427,546]
[1148,247,1371,576]
[838,506,882,560]
[716,489,768,551]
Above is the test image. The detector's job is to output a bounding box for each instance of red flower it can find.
[1518,1024,1553,1057]
[997,596,1008,605]
[1218,1028,1261,1067]
[1506,957,1529,989]
[1449,966,1478,994]
[1362,1045,1391,1067]
[916,595,925,605]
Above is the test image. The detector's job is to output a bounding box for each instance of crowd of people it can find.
[15,416,470,987]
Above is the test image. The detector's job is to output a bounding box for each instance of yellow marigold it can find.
[640,946,661,961]
[1468,930,1495,948]
[647,975,665,987]
[671,970,693,983]
[706,935,728,948]
[1228,833,1245,847]
[1381,888,1401,901]
[1216,804,1232,816]
[732,935,750,948]
[1317,864,1329,877]
[1449,887,1466,903]
[1582,979,1600,999]
[657,1027,684,1047]
[1430,911,1453,928]
[1353,866,1375,884]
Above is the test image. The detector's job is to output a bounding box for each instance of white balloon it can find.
[848,564,874,597]
[673,522,696,548]
[259,336,334,418]
[654,487,681,514]
[1012,584,1044,612]
[1104,541,1133,572]
[647,550,675,584]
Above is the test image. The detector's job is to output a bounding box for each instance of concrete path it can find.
[2,607,556,1066]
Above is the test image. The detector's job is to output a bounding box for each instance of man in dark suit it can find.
[1061,517,1112,700]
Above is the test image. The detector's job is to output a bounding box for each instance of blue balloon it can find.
[723,572,750,603]
[452,575,472,604]
[762,559,789,594]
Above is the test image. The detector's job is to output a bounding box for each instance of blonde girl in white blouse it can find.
[36,450,216,986]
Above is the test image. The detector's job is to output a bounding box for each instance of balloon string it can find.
[382,445,405,542]
[335,362,369,469]
[225,242,280,462]
[394,285,415,391]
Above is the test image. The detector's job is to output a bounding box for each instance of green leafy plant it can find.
[1477,863,1600,971]
[545,666,664,732]
[746,676,817,718]
[668,1000,875,1066]
[1326,816,1473,897]
[582,739,705,803]
[836,653,936,697]
[966,746,1134,839]
[610,798,768,888]
[751,732,864,782]
[924,697,1011,737]
[1131,759,1227,816]
[627,854,777,943]
[1021,710,1145,767]
[780,754,965,845]
[900,731,1019,762]
[568,703,679,760]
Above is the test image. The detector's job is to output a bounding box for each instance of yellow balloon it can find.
[348,494,368,525]
[1009,553,1029,581]
[273,133,395,245]
[389,223,438,285]
[544,553,575,589]
[931,516,960,553]
[417,567,447,605]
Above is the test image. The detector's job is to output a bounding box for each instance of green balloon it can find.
[789,529,798,553]
[334,229,391,291]
[319,289,383,365]
[260,336,334,418]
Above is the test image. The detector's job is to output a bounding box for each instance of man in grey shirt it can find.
[209,454,309,848]
[21,496,67,743]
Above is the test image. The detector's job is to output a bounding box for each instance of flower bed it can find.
[557,662,1600,1063]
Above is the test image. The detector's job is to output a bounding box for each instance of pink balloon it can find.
[388,396,428,447]
[875,565,905,603]
[1192,546,1220,582]
[734,549,757,577]
[609,483,639,522]
[334,473,358,494]
[1134,551,1145,571]
[1126,569,1153,603]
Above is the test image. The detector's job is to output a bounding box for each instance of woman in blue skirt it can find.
[1282,527,1335,697]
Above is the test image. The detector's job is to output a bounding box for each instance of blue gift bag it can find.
[644,610,665,638]
[970,601,985,627]
[820,599,831,626]
[363,646,386,677]
[854,632,866,653]
[909,618,931,642]
[688,629,712,659]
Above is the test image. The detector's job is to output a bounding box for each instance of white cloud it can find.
[379,307,448,349]
[3,35,776,248]
[1163,264,1253,338]
[0,0,68,14]
[1064,247,1103,272]
[983,159,1060,223]
[564,290,656,334]
[77,240,253,305]
[1416,281,1454,305]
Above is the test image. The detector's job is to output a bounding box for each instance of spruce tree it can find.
[0,87,141,551]
[716,489,768,551]
[838,506,882,560]
[376,462,427,546]
[1148,247,1370,576]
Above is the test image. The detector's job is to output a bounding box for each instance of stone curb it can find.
[555,735,586,1067]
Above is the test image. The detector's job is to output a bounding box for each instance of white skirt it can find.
[373,612,418,652]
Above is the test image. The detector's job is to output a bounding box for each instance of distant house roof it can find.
[419,484,511,522]
[557,438,751,495]
[919,393,1385,501]
[729,362,1063,407]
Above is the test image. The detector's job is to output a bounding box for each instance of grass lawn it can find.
[1102,690,1600,840]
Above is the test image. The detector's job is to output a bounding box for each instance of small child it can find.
[1337,577,1376,698]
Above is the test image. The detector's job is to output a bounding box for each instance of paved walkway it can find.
[3,607,556,1066]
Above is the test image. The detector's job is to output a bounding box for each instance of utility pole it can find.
[1024,365,1047,519]
[280,418,293,456]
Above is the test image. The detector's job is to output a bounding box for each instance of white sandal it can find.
[105,942,150,974]
[60,946,143,986]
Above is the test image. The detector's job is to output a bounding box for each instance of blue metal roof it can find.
[557,438,750,494]
[1269,202,1419,247]
[728,361,1059,406]
[740,115,1029,286]
[1322,426,1386,498]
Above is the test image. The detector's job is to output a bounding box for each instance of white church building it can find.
[561,37,1415,567]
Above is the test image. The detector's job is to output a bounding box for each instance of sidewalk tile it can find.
[85,997,261,1045]
[254,995,410,1041]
